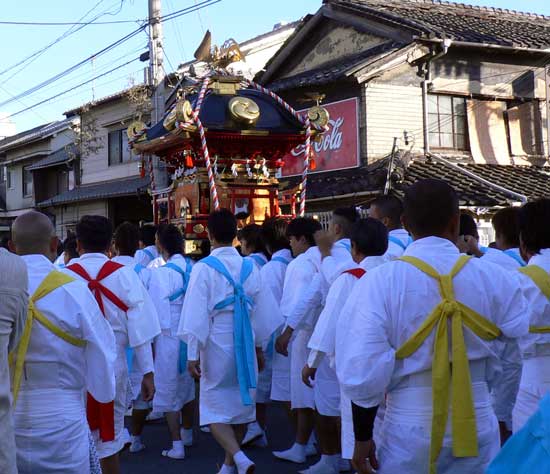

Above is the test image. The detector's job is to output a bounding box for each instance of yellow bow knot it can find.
[396,255,501,474]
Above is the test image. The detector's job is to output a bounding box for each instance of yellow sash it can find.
[395,255,501,474]
[519,265,550,333]
[11,271,86,405]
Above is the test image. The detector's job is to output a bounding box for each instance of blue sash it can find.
[271,256,291,265]
[388,235,410,250]
[126,262,150,372]
[267,255,290,355]
[249,254,267,268]
[164,258,193,373]
[336,240,351,252]
[503,249,526,267]
[202,255,256,406]
[143,248,155,261]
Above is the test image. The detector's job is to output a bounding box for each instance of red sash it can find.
[67,260,129,442]
[344,268,366,279]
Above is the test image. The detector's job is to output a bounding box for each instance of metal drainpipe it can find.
[422,39,452,156]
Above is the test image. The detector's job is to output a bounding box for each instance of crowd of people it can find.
[0,177,549,474]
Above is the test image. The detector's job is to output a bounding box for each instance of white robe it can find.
[148,254,195,412]
[15,255,116,474]
[336,237,528,474]
[0,249,27,474]
[513,249,550,432]
[478,248,524,431]
[282,247,323,409]
[319,238,354,286]
[308,257,382,453]
[265,249,294,402]
[111,255,157,402]
[178,246,283,425]
[134,245,159,268]
[63,253,160,458]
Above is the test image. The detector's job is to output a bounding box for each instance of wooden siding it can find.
[365,82,424,162]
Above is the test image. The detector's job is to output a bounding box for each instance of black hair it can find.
[0,235,9,250]
[207,209,237,244]
[56,239,64,257]
[139,224,157,247]
[287,217,322,247]
[76,215,113,253]
[238,224,267,255]
[459,212,479,239]
[351,218,388,257]
[518,198,550,255]
[63,234,79,260]
[333,207,359,237]
[159,224,184,257]
[114,222,139,257]
[404,179,459,237]
[261,218,290,253]
[492,207,521,248]
[370,195,403,228]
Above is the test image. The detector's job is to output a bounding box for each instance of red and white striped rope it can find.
[148,155,156,191]
[299,118,311,217]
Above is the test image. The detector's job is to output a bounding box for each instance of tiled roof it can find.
[27,144,78,171]
[286,159,550,207]
[329,0,550,49]
[0,118,75,153]
[38,176,150,207]
[268,41,398,91]
[64,86,144,117]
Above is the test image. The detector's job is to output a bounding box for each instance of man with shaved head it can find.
[9,210,116,474]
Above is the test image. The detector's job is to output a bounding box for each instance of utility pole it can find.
[148,0,167,187]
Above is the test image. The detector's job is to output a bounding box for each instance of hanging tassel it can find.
[309,157,317,171]
[140,158,146,178]
[185,153,194,169]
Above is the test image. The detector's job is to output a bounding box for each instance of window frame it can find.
[22,166,33,198]
[428,95,469,151]
[108,128,132,166]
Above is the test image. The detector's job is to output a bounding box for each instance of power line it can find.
[4,57,141,120]
[2,0,222,119]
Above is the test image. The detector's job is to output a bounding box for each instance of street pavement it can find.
[121,402,321,474]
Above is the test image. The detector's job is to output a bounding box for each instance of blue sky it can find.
[1,0,549,133]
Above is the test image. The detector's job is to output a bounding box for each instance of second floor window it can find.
[428,95,469,151]
[108,129,131,166]
[23,166,33,197]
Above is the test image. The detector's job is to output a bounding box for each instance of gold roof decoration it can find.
[193,30,246,69]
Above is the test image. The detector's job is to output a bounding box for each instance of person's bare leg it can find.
[166,411,181,440]
[256,403,267,431]
[316,414,341,455]
[100,453,120,474]
[181,400,195,430]
[211,423,241,466]
[296,408,315,445]
[131,409,148,436]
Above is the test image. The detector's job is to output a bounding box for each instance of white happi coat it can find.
[111,255,156,402]
[479,248,524,431]
[179,246,283,425]
[319,238,353,286]
[308,257,382,457]
[265,249,294,402]
[282,246,323,409]
[16,255,116,474]
[64,253,160,458]
[0,249,27,474]
[247,252,271,404]
[336,237,528,474]
[148,254,195,413]
[513,249,550,432]
[385,228,411,261]
[134,245,159,268]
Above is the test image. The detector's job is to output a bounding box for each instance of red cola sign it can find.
[282,97,359,177]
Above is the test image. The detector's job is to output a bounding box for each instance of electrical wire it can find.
[4,57,141,119]
[1,0,221,119]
